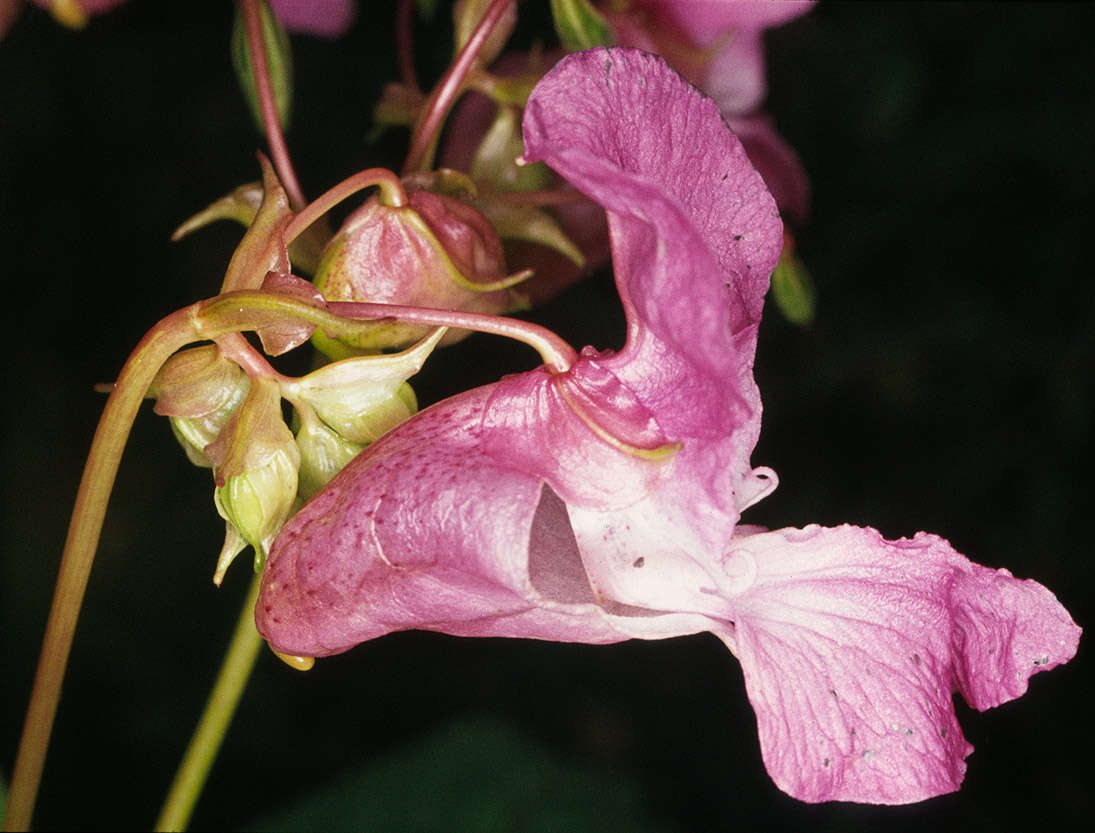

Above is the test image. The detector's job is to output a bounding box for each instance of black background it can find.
[1,2,1091,830]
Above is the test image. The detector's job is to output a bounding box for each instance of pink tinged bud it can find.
[716,525,1080,804]
[312,187,526,353]
[150,346,251,468]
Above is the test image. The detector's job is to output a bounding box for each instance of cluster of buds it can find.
[149,322,445,587]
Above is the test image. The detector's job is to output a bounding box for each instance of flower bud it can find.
[206,377,301,581]
[312,185,527,354]
[151,346,251,468]
[294,413,363,502]
[213,441,299,579]
[287,327,442,446]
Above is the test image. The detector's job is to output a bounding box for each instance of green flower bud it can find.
[206,377,301,581]
[294,412,364,502]
[287,327,442,446]
[151,346,251,468]
[213,441,299,579]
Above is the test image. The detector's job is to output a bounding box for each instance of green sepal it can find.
[172,180,327,276]
[550,0,615,52]
[232,0,294,135]
[475,195,585,268]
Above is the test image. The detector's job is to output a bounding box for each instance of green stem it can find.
[154,573,265,832]
[2,304,203,832]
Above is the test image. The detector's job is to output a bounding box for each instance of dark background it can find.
[1,2,1091,830]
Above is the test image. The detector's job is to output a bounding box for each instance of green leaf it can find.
[550,0,615,52]
[416,0,441,23]
[231,0,294,135]
[243,716,673,833]
[771,245,816,326]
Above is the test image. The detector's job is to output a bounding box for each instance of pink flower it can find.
[256,49,1079,804]
[268,0,355,38]
[21,0,355,37]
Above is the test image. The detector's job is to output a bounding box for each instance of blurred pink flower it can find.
[258,48,1079,805]
[20,0,355,37]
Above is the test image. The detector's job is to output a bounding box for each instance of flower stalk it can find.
[403,0,517,173]
[240,0,306,210]
[154,572,266,833]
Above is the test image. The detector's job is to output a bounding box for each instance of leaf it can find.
[550,0,615,52]
[242,716,673,833]
[232,0,294,135]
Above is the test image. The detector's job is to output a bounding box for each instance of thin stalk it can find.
[396,0,419,92]
[402,0,517,173]
[283,168,407,246]
[154,573,265,832]
[199,291,578,373]
[240,0,306,211]
[2,305,203,832]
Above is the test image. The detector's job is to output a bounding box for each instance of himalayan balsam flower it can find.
[257,49,1079,804]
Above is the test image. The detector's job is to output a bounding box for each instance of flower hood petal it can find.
[716,524,1081,804]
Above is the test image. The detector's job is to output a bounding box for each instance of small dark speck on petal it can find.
[733,234,743,241]
[940,727,949,738]
[633,557,645,568]
[823,758,830,768]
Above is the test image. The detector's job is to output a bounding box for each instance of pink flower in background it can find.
[609,0,814,222]
[257,48,1079,805]
[19,0,355,37]
[269,0,355,37]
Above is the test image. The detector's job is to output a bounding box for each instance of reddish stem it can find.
[402,0,516,174]
[240,0,306,211]
[283,168,407,245]
[326,300,578,373]
[396,0,419,92]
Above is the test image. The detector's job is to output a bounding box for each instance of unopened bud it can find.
[294,413,363,502]
[288,327,442,446]
[213,441,300,576]
[151,346,251,468]
[312,185,527,353]
[206,377,301,580]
